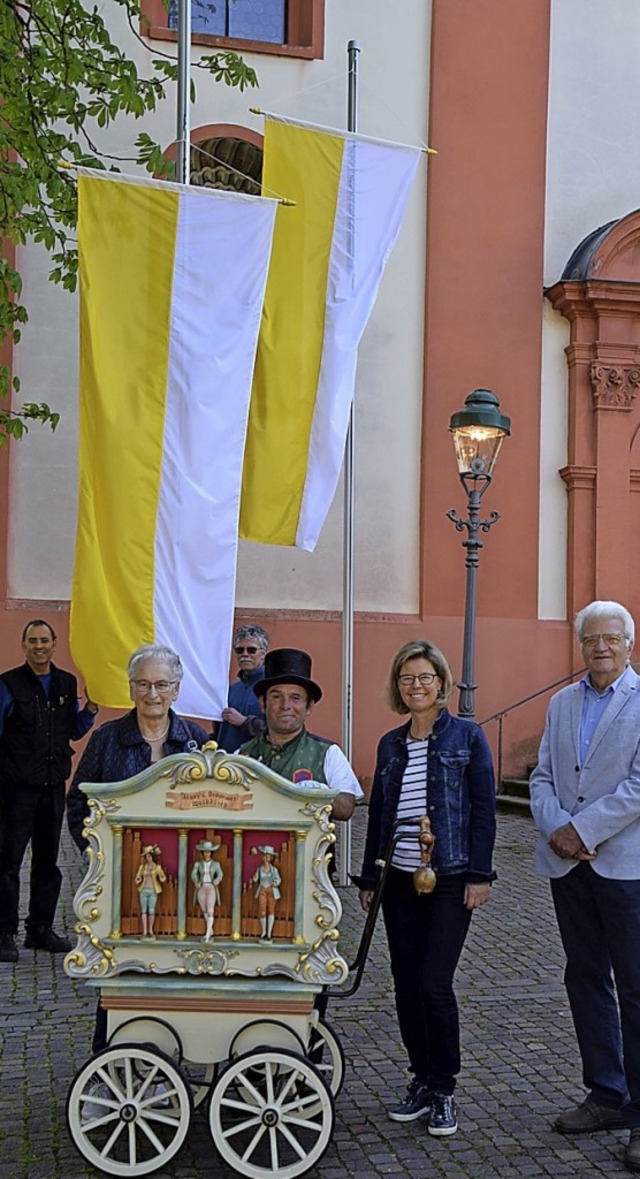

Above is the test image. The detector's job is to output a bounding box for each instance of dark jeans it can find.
[381,867,472,1094]
[0,781,65,935]
[551,861,640,1125]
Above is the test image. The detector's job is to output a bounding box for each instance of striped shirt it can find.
[391,738,429,871]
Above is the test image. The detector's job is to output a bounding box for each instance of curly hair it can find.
[233,624,269,651]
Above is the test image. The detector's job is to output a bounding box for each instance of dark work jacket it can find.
[0,662,81,786]
[357,711,497,891]
[66,708,208,852]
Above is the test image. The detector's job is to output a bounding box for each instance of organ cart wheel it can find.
[208,1047,334,1179]
[108,1017,213,1108]
[229,1018,307,1059]
[66,1043,192,1176]
[306,1019,345,1098]
[108,1017,183,1062]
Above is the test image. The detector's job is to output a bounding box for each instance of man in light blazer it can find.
[530,600,640,1173]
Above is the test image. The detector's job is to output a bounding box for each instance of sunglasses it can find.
[235,645,260,655]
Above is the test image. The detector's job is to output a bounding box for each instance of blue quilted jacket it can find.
[66,708,208,851]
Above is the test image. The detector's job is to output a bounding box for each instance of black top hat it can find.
[253,648,322,703]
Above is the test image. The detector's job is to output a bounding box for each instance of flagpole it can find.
[176,0,192,184]
[338,39,360,887]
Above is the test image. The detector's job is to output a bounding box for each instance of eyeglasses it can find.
[235,646,260,655]
[397,673,438,686]
[580,633,626,648]
[131,680,177,693]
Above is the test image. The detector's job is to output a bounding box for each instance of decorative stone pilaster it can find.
[547,209,640,617]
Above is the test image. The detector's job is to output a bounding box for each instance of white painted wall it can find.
[545,0,640,285]
[539,0,640,619]
[538,301,569,621]
[8,0,431,613]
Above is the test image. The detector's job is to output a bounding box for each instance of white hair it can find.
[574,600,635,647]
[127,644,184,682]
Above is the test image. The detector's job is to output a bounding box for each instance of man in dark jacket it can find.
[214,624,269,753]
[0,620,98,963]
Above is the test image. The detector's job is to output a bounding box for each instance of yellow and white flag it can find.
[70,170,277,717]
[239,115,421,551]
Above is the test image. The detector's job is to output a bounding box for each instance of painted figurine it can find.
[191,839,223,942]
[135,844,167,939]
[251,845,281,942]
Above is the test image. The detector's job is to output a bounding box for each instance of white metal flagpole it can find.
[337,39,360,887]
[175,0,192,184]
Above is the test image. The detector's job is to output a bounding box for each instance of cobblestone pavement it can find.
[0,809,633,1178]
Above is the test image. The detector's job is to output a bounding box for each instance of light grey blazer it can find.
[529,664,640,879]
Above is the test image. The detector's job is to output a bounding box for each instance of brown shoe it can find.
[554,1099,626,1134]
[626,1128,640,1172]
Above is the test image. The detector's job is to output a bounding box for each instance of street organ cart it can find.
[64,742,349,1178]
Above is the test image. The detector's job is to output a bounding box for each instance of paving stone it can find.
[0,811,632,1177]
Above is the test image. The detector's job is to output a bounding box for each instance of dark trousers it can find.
[0,781,65,935]
[551,861,640,1125]
[381,867,472,1095]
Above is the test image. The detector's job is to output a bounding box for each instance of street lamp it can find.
[446,389,511,719]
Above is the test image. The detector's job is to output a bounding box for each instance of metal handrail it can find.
[478,668,585,792]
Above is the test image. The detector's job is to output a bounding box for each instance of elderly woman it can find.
[66,643,208,1052]
[357,639,496,1139]
[67,643,208,855]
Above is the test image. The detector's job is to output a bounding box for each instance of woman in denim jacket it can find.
[357,639,496,1138]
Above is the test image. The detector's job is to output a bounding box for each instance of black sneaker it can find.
[24,927,72,953]
[0,934,19,963]
[388,1078,432,1122]
[428,1092,458,1137]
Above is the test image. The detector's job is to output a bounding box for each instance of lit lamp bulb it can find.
[449,390,511,480]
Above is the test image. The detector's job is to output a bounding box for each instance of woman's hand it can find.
[464,882,491,910]
[359,889,375,912]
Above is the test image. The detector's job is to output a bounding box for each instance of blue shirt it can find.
[579,669,627,765]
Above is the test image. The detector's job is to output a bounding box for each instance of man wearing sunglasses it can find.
[530,599,640,1173]
[215,625,269,754]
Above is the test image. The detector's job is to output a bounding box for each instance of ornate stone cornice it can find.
[590,363,640,409]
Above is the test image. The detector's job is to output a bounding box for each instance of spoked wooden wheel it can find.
[229,1018,306,1060]
[209,1048,334,1179]
[66,1044,192,1176]
[108,1017,183,1062]
[108,1017,212,1108]
[306,1019,345,1098]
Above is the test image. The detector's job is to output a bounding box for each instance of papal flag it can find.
[70,170,277,717]
[239,115,421,551]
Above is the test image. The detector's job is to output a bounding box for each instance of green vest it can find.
[241,727,330,785]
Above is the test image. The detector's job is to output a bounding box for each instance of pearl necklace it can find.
[140,720,170,744]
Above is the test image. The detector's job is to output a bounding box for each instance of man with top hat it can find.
[240,648,363,821]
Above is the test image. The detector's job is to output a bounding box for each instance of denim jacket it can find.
[358,710,497,890]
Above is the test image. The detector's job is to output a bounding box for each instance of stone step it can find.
[500,777,531,800]
[496,793,532,816]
